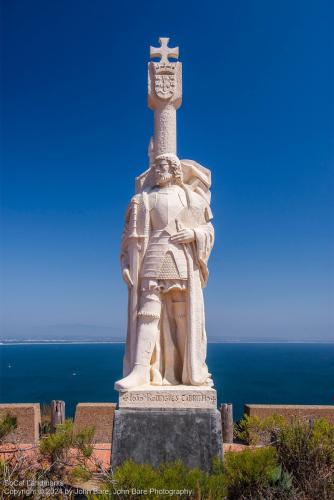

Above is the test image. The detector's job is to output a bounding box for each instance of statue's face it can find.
[155,159,173,186]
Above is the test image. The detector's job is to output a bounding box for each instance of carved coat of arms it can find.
[154,74,176,99]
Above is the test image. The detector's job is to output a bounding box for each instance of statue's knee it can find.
[138,292,161,321]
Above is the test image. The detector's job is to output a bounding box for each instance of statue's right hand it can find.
[122,268,134,288]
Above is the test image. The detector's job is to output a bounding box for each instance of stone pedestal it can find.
[112,386,223,471]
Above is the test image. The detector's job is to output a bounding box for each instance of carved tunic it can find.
[140,185,188,280]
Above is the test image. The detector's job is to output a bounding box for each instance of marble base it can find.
[111,408,223,471]
[118,385,217,409]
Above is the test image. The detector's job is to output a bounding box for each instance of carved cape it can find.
[121,160,214,386]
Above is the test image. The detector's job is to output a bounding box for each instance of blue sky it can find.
[1,0,333,340]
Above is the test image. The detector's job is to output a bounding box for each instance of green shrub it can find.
[224,446,293,499]
[0,414,17,441]
[97,451,294,500]
[236,414,334,498]
[74,425,95,458]
[275,418,334,498]
[39,418,95,483]
[235,414,286,445]
[100,459,227,499]
[70,464,92,483]
[39,419,74,462]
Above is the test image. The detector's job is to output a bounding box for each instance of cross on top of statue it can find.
[150,37,179,64]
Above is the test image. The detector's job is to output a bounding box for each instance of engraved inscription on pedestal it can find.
[119,386,217,409]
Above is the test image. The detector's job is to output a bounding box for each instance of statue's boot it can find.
[114,364,150,391]
[114,316,159,391]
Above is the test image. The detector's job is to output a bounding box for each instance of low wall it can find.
[244,404,334,423]
[0,403,41,444]
[73,403,117,443]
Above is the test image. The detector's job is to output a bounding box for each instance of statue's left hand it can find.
[171,228,195,244]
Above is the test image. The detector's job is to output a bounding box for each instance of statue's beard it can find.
[155,172,174,186]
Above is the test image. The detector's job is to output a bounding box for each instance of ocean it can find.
[1,343,334,421]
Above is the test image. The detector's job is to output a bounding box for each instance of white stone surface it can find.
[150,37,179,64]
[148,38,182,157]
[115,38,215,395]
[119,385,217,409]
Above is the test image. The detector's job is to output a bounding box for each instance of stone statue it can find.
[115,38,215,391]
[112,38,223,472]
